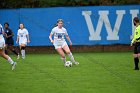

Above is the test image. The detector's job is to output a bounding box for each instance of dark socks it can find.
[12,50,18,55]
[134,57,139,70]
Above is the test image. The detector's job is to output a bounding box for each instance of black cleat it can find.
[134,67,139,70]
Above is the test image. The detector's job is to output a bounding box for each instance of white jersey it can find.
[17,28,29,45]
[0,24,5,43]
[51,26,68,45]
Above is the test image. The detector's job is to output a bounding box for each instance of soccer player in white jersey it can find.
[0,24,16,70]
[49,19,79,66]
[16,23,30,59]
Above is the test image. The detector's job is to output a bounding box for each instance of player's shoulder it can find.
[62,27,67,31]
[18,29,21,32]
[23,28,28,31]
[52,27,58,30]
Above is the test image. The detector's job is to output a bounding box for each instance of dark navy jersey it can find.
[4,28,13,37]
[4,28,14,42]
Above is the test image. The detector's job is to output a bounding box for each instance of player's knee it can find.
[137,54,140,58]
[66,51,71,54]
[133,54,138,58]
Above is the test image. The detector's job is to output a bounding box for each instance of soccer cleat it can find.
[134,67,139,70]
[22,56,25,59]
[73,62,79,65]
[17,55,20,59]
[12,62,17,70]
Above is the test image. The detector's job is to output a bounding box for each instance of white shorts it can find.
[54,41,68,49]
[0,41,5,49]
[19,40,27,45]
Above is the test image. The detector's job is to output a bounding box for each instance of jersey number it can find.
[58,34,62,39]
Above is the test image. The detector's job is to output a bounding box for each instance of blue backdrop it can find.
[0,5,140,46]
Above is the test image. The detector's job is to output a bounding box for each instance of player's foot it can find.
[134,67,139,70]
[12,62,17,70]
[73,62,79,65]
[22,56,25,59]
[17,55,20,59]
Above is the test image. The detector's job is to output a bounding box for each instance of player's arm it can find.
[26,34,30,43]
[16,31,19,43]
[136,29,140,41]
[66,35,72,46]
[49,33,54,44]
[131,37,138,46]
[2,31,6,36]
[8,31,14,38]
[6,31,14,38]
[16,35,19,43]
[131,29,140,46]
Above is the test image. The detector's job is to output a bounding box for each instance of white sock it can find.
[61,57,66,63]
[68,52,75,63]
[21,50,25,57]
[7,57,14,65]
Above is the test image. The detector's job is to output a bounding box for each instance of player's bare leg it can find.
[56,48,66,63]
[8,45,20,59]
[0,49,16,70]
[63,45,79,65]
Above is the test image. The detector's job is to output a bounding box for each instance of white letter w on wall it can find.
[82,10,125,40]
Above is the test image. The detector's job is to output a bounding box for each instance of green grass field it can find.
[0,52,140,93]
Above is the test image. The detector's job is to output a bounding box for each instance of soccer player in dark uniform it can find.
[131,17,140,70]
[4,22,19,59]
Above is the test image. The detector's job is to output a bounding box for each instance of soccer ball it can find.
[65,61,72,67]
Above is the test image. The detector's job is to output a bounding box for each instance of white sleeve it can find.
[51,28,55,35]
[65,29,68,36]
[25,29,29,35]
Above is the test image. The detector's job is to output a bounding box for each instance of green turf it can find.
[0,52,140,93]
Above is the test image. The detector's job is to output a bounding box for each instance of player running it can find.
[0,23,16,70]
[49,19,79,66]
[4,22,19,59]
[131,17,140,70]
[16,23,30,59]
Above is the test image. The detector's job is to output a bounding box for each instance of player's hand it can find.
[28,40,30,43]
[4,33,8,38]
[51,40,54,44]
[131,41,136,46]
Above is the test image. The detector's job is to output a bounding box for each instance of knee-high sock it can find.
[134,57,139,68]
[21,46,26,57]
[12,50,18,55]
[68,52,75,63]
[61,57,66,63]
[21,49,25,57]
[7,57,14,65]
